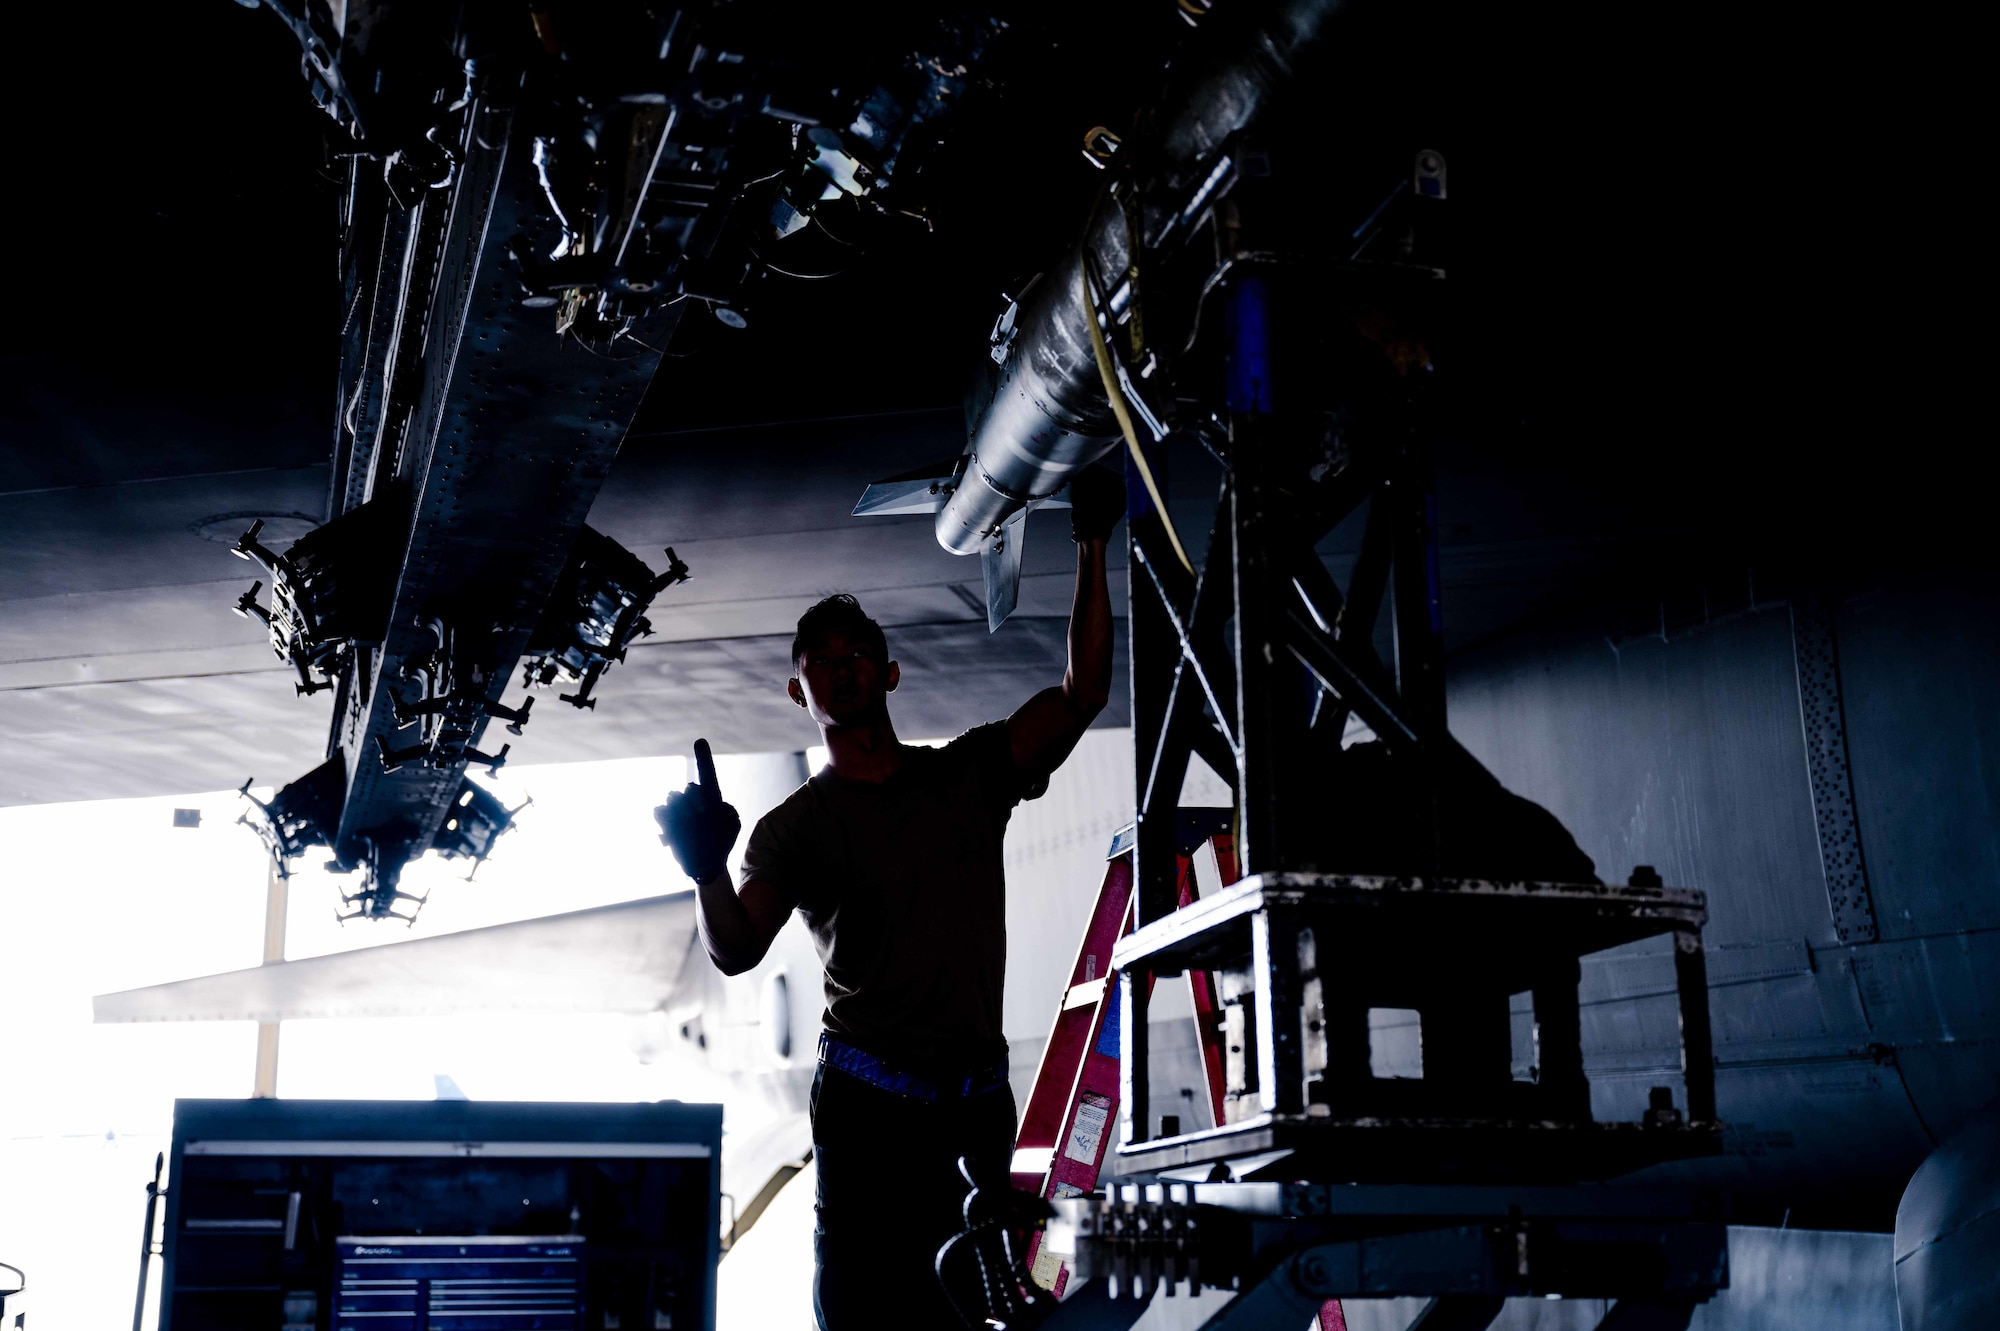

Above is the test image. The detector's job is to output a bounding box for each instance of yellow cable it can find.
[1081,262,1194,575]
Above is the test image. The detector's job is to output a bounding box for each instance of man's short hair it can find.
[791,594,887,666]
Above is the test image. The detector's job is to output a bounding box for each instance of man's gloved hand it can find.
[656,784,741,883]
[655,739,740,883]
[937,1156,1055,1330]
[1068,462,1126,545]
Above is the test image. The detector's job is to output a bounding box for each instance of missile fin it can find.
[981,510,1026,632]
[852,456,967,516]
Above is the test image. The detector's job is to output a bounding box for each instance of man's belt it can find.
[817,1033,1010,1102]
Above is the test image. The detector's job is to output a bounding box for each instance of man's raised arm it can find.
[693,870,797,976]
[1009,466,1121,776]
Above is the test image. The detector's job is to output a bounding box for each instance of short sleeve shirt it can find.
[740,722,1029,1072]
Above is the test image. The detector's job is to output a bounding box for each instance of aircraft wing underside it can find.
[92,892,698,1024]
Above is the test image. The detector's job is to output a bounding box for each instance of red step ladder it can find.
[1012,811,1347,1328]
[1010,830,1219,1213]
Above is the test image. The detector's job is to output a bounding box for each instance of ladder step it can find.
[1061,977,1109,1011]
[1010,1147,1054,1178]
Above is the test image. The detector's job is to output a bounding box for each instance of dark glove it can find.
[655,782,740,883]
[1068,462,1126,544]
[936,1157,1056,1330]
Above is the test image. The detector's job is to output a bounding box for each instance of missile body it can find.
[932,0,1340,561]
[936,268,1123,557]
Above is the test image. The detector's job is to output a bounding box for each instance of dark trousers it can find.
[810,1059,1017,1331]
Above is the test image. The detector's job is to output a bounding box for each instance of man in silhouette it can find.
[659,467,1123,1330]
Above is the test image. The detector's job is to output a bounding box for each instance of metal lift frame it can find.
[1059,234,1731,1327]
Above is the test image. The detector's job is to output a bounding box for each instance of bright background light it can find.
[3,783,270,1330]
[0,754,724,1328]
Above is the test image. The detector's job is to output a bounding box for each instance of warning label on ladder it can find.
[1065,1091,1114,1165]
